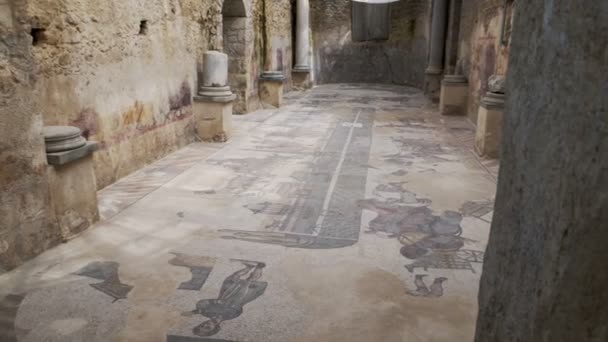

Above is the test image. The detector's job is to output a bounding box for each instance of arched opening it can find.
[222,0,251,114]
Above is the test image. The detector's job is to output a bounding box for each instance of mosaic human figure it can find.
[182,260,268,337]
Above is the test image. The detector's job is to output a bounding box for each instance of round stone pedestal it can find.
[481,92,506,109]
[260,71,285,82]
[43,126,87,153]
[197,86,236,102]
[442,74,468,85]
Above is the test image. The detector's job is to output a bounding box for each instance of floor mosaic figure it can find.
[74,261,133,302]
[182,261,267,337]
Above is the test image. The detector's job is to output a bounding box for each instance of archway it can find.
[222,0,252,114]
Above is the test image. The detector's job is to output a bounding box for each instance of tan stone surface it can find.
[259,80,284,108]
[475,105,503,158]
[440,82,469,116]
[47,155,100,241]
[0,0,62,272]
[193,100,233,142]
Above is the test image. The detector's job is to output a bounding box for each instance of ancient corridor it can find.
[0,85,497,341]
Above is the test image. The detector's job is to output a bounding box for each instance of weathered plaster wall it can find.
[263,0,293,90]
[458,0,511,122]
[476,1,608,340]
[0,0,62,271]
[25,0,221,189]
[310,0,430,87]
[224,0,293,113]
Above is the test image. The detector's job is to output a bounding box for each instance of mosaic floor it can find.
[0,84,497,342]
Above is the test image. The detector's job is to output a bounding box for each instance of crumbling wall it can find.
[458,0,512,121]
[0,0,62,272]
[24,0,222,189]
[310,0,430,87]
[475,1,607,340]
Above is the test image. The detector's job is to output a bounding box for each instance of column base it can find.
[292,68,312,90]
[424,68,444,102]
[259,71,285,108]
[47,144,100,241]
[440,75,469,116]
[475,92,506,158]
[193,95,234,142]
[197,86,236,102]
[293,65,311,73]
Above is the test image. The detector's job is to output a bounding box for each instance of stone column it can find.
[475,75,505,158]
[476,2,607,340]
[424,0,449,100]
[44,126,99,241]
[294,0,310,72]
[293,0,312,89]
[194,51,235,142]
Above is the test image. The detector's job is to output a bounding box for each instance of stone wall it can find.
[310,0,430,87]
[25,0,215,189]
[457,0,512,121]
[475,1,608,340]
[226,0,293,113]
[17,0,293,188]
[0,0,295,270]
[0,0,63,271]
[263,0,293,89]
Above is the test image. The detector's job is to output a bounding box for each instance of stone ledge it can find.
[47,142,99,166]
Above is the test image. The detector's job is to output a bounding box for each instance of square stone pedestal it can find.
[193,96,234,142]
[260,80,284,108]
[440,76,469,116]
[259,71,285,108]
[424,68,443,102]
[47,142,100,241]
[292,70,312,90]
[475,93,506,158]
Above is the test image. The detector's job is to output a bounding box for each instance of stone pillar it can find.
[44,126,99,241]
[194,51,235,142]
[475,76,505,158]
[476,2,607,341]
[293,0,312,89]
[440,74,468,116]
[444,0,463,75]
[424,0,449,100]
[294,0,311,72]
[259,71,285,108]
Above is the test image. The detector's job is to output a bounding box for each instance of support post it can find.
[194,51,235,142]
[259,71,285,108]
[44,126,99,241]
[475,75,506,158]
[293,0,312,88]
[440,74,468,116]
[425,0,449,100]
